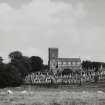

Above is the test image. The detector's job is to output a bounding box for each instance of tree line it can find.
[0,51,48,88]
[82,60,105,71]
[0,50,105,88]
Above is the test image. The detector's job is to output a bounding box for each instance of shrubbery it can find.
[0,51,46,88]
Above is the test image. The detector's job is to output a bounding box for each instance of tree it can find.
[8,51,32,77]
[82,60,105,71]
[9,51,23,61]
[43,64,48,72]
[29,56,43,72]
[0,57,6,88]
[82,61,92,70]
[0,57,3,64]
[8,64,23,86]
[0,56,23,88]
[2,63,23,87]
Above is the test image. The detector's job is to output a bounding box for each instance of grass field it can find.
[0,85,105,105]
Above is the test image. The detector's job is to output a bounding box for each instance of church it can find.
[48,48,82,74]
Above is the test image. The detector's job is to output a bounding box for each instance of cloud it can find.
[0,0,104,63]
[0,0,32,8]
[0,0,74,63]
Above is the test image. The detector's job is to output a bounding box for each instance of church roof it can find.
[57,58,81,62]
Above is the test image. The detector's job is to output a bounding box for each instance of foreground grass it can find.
[0,86,105,105]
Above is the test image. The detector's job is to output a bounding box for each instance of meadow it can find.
[0,85,105,105]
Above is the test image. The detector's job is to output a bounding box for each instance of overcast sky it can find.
[0,0,105,64]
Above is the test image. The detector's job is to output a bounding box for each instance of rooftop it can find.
[57,58,81,62]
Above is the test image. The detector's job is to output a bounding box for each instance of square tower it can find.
[48,48,58,72]
[49,48,58,60]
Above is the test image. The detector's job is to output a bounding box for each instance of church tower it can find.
[48,48,58,73]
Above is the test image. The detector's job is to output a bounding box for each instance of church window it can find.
[63,62,66,65]
[58,62,62,65]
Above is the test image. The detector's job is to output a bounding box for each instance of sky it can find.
[0,0,105,64]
